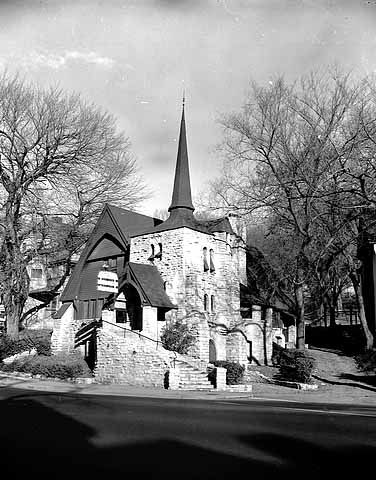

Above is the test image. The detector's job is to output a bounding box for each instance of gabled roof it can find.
[124,263,177,309]
[200,217,234,234]
[61,204,162,302]
[109,204,162,237]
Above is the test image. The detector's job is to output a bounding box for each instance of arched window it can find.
[203,247,209,272]
[204,294,209,311]
[163,281,168,291]
[210,295,215,313]
[209,249,215,272]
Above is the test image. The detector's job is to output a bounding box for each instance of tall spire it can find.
[168,97,195,213]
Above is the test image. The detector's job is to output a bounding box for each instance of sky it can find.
[0,0,375,216]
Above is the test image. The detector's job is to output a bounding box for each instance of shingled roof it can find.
[124,263,177,309]
[61,204,163,302]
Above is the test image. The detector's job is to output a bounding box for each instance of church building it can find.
[51,103,275,387]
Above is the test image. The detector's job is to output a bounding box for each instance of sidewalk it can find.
[1,371,376,406]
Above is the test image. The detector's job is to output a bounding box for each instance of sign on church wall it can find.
[97,270,118,293]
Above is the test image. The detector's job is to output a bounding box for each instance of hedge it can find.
[0,329,52,361]
[0,353,92,380]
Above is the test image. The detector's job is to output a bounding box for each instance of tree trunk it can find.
[329,305,336,328]
[0,198,30,339]
[351,272,374,350]
[263,307,273,365]
[323,301,328,327]
[295,282,305,349]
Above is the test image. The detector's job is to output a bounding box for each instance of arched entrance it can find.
[123,283,143,331]
[209,339,217,363]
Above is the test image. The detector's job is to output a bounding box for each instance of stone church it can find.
[51,104,282,387]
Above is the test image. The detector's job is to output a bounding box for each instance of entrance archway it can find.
[123,283,143,331]
[209,339,217,363]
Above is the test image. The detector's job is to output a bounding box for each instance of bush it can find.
[0,329,52,361]
[212,360,245,385]
[161,321,196,354]
[271,342,285,366]
[278,349,316,383]
[355,350,376,373]
[0,353,92,379]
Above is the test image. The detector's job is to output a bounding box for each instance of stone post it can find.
[215,367,227,391]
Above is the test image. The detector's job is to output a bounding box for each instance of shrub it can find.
[0,329,52,361]
[161,321,196,354]
[271,342,285,366]
[212,360,245,385]
[278,349,316,383]
[0,353,92,379]
[355,350,376,373]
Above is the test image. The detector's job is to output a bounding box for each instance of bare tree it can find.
[0,73,146,338]
[211,69,374,349]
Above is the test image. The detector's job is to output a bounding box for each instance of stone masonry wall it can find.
[226,331,249,365]
[130,224,252,365]
[94,318,175,386]
[130,227,244,333]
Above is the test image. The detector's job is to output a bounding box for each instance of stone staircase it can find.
[175,360,214,390]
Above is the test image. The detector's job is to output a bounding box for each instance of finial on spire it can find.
[182,90,185,108]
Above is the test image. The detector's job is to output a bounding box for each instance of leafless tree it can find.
[0,73,147,338]
[211,69,376,349]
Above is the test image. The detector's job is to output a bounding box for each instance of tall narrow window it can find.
[209,249,215,272]
[203,247,209,272]
[204,294,209,311]
[210,295,215,313]
[155,242,162,259]
[148,244,155,261]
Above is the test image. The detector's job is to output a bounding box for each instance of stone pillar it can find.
[215,367,226,390]
[286,325,296,348]
[252,305,262,322]
[51,303,76,354]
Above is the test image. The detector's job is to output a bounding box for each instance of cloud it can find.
[18,50,116,70]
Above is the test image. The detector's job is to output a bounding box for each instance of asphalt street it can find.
[0,386,375,479]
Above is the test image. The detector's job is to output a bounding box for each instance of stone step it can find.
[178,382,213,387]
[178,385,213,390]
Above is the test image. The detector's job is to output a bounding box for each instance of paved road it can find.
[0,386,375,479]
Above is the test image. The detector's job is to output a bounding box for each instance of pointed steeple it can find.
[168,98,195,213]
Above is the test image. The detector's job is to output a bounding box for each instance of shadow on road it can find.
[0,392,375,479]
